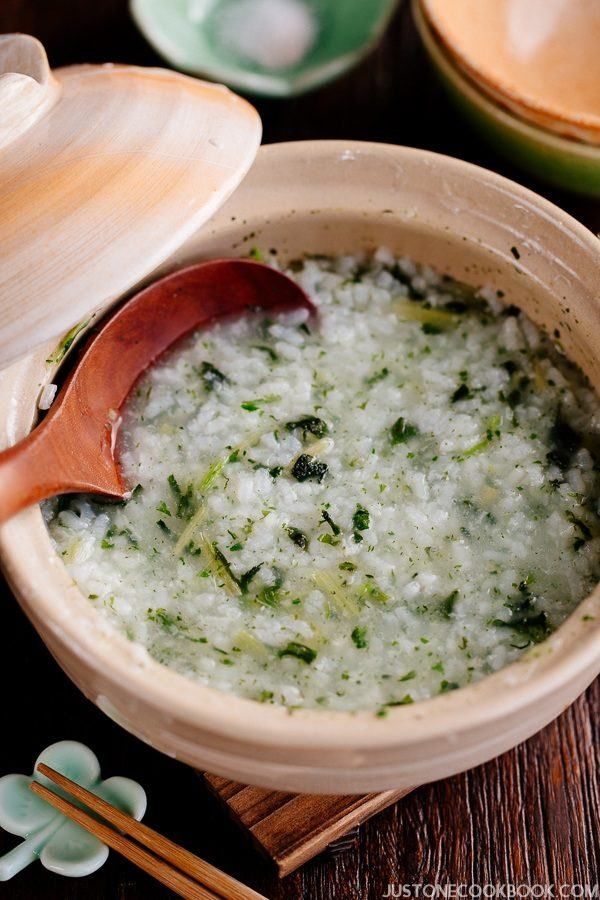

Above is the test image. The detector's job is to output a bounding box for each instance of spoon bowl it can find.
[0,259,314,523]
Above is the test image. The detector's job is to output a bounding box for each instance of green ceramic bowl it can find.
[412,0,600,198]
[131,0,399,97]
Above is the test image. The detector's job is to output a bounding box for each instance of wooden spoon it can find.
[0,259,315,524]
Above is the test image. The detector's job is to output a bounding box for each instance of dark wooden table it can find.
[0,3,598,898]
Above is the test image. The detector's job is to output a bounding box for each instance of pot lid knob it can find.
[0,34,262,370]
[0,35,60,150]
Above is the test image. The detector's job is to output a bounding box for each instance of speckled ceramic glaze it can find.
[0,142,599,794]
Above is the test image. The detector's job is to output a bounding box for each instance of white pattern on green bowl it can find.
[131,0,400,96]
[0,741,146,880]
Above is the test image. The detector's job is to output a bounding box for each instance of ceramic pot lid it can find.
[0,34,262,369]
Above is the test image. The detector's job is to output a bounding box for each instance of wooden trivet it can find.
[203,774,414,876]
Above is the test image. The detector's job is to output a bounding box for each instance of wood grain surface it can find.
[0,2,598,898]
[203,776,411,876]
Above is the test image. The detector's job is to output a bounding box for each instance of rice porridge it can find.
[45,251,600,713]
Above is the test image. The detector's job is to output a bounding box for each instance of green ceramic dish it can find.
[0,742,146,881]
[412,0,600,198]
[131,0,399,97]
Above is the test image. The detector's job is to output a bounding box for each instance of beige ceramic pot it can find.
[0,141,599,794]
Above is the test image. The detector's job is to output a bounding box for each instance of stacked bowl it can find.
[413,0,600,196]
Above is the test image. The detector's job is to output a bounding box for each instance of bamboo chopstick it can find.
[29,780,217,900]
[30,765,266,900]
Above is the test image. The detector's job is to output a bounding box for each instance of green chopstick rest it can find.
[0,740,147,880]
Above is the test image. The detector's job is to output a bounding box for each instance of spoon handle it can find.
[0,413,122,524]
[0,427,72,523]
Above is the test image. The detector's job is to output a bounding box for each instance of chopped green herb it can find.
[239,563,263,594]
[359,582,389,604]
[156,519,172,537]
[391,265,426,300]
[422,322,443,335]
[259,690,274,703]
[505,388,522,409]
[284,525,310,550]
[199,455,229,491]
[351,626,368,649]
[200,361,228,392]
[321,509,341,535]
[195,536,242,596]
[291,454,328,483]
[46,319,91,364]
[339,561,357,572]
[566,510,593,550]
[156,500,172,517]
[399,670,416,682]
[256,586,280,608]
[451,383,472,403]
[249,246,264,261]
[278,642,317,664]
[352,505,370,542]
[386,695,414,706]
[366,367,389,385]
[461,415,502,458]
[492,584,553,646]
[147,607,180,629]
[212,544,241,591]
[566,511,592,539]
[547,419,582,470]
[390,417,418,445]
[269,466,283,479]
[255,567,284,608]
[119,528,139,549]
[318,534,339,546]
[253,344,278,362]
[241,395,281,411]
[168,474,195,520]
[440,681,459,693]
[285,416,329,439]
[186,541,202,557]
[439,590,459,618]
